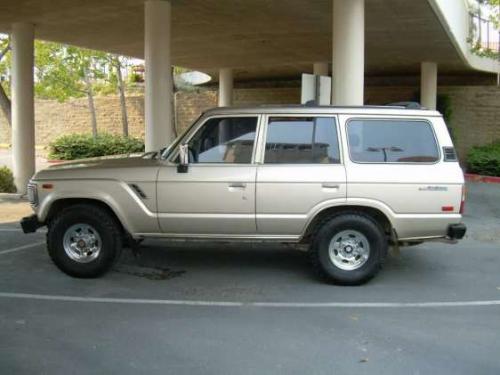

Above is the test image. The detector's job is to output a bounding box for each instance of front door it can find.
[157,115,260,235]
[256,115,347,236]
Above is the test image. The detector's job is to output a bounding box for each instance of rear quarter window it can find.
[347,119,440,163]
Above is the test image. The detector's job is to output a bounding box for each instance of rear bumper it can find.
[447,223,467,240]
[20,215,43,234]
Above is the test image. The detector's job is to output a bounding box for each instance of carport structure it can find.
[0,0,498,193]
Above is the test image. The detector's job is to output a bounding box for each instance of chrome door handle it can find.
[229,182,247,188]
[322,183,340,189]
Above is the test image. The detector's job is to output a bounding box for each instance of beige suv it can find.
[22,104,466,285]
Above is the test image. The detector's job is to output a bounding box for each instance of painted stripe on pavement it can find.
[0,242,44,255]
[0,228,46,232]
[0,292,499,308]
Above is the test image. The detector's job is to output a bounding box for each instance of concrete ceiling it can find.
[0,0,478,81]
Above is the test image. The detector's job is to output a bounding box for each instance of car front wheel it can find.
[47,204,122,278]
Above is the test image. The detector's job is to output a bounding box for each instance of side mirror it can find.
[177,144,189,173]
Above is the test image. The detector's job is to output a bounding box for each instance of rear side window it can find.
[264,117,340,164]
[347,119,439,163]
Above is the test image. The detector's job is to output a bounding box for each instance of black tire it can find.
[47,204,123,278]
[310,213,388,285]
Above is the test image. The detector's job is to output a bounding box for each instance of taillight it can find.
[459,185,466,214]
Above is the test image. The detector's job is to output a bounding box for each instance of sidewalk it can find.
[0,148,50,172]
[0,200,32,224]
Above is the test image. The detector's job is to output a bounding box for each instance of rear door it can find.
[341,115,463,215]
[256,114,347,236]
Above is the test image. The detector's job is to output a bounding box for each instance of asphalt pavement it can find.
[0,182,499,374]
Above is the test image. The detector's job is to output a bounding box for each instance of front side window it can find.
[187,117,258,163]
[264,117,340,164]
[347,119,439,163]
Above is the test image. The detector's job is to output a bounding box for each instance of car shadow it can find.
[118,241,313,279]
[115,239,439,286]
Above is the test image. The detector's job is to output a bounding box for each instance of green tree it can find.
[0,35,11,126]
[471,0,500,59]
[109,55,130,137]
[1,36,134,138]
[35,42,110,138]
[485,0,499,28]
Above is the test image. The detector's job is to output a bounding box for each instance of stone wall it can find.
[439,86,500,158]
[0,95,146,146]
[175,87,301,134]
[0,85,498,160]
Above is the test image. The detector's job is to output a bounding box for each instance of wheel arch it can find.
[301,204,394,243]
[44,198,128,236]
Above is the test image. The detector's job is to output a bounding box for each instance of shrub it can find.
[0,166,16,193]
[467,141,500,177]
[48,133,145,160]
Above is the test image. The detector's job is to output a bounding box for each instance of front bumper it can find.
[447,223,467,240]
[20,215,43,234]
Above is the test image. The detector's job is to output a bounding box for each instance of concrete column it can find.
[11,23,35,194]
[420,62,438,110]
[313,62,329,77]
[144,0,173,152]
[218,68,233,107]
[332,0,365,105]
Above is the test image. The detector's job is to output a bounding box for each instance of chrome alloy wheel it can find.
[328,230,370,271]
[62,224,102,263]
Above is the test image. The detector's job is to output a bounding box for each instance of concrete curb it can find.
[465,174,500,184]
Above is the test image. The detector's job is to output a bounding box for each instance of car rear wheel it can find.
[47,204,122,278]
[310,213,388,285]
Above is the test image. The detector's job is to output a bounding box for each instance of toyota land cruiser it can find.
[21,104,467,285]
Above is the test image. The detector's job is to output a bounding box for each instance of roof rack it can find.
[304,100,425,109]
[204,102,433,114]
[304,100,424,109]
[386,101,423,109]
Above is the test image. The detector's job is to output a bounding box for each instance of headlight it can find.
[27,182,38,207]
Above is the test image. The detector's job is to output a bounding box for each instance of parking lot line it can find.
[0,291,500,308]
[0,241,45,255]
[0,228,46,232]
